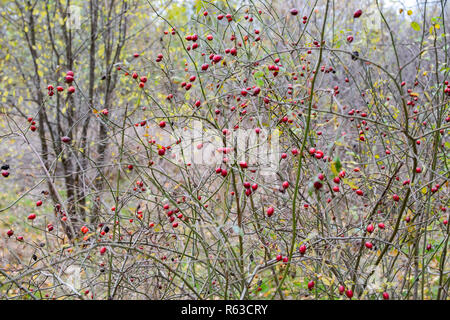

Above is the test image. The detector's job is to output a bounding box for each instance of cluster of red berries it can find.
[444,80,450,96]
[276,254,289,263]
[47,70,74,96]
[164,203,186,228]
[27,116,37,131]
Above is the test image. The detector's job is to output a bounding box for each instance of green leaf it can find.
[334,156,342,172]
[256,78,264,87]
[260,282,269,293]
[194,0,202,14]
[254,71,264,78]
[431,16,441,24]
[411,22,421,31]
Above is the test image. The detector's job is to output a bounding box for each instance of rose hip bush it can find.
[0,0,448,300]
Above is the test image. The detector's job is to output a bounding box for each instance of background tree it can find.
[0,0,448,300]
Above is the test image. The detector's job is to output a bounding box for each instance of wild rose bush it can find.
[0,0,448,300]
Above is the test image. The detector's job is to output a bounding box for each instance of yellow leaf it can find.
[330,162,338,176]
[343,178,358,189]
[321,276,334,286]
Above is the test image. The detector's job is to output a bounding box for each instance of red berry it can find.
[65,75,74,83]
[353,9,362,18]
[345,289,353,298]
[299,244,306,255]
[313,181,323,190]
[338,285,345,294]
[239,161,248,169]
